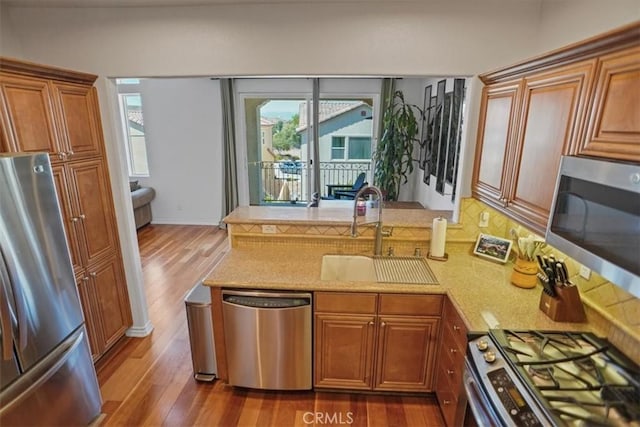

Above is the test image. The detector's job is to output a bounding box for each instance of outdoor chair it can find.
[326,172,367,199]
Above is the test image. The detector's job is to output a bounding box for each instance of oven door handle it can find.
[463,362,503,427]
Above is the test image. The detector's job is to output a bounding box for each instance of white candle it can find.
[430,217,447,258]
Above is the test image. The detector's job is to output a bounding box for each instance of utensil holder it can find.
[539,284,586,323]
[511,258,538,288]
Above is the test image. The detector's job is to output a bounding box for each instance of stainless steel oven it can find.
[464,330,640,427]
[546,156,640,298]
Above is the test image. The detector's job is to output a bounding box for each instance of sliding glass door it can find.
[236,78,380,206]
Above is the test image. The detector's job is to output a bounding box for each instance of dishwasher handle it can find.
[222,290,311,309]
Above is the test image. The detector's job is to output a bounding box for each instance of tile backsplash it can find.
[454,198,640,344]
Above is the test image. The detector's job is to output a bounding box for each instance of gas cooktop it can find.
[467,329,640,427]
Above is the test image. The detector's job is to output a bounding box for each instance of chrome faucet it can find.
[350,185,393,256]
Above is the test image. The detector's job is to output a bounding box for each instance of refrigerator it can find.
[0,153,102,425]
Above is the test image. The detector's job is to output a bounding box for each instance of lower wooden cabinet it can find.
[314,292,442,392]
[76,256,132,360]
[435,297,469,427]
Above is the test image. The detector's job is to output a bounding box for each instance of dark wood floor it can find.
[96,224,445,426]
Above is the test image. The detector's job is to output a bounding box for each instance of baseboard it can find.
[151,219,219,226]
[126,321,154,337]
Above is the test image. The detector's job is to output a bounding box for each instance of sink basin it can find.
[320,255,376,281]
[320,254,439,284]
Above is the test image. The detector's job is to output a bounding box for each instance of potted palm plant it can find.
[373,90,421,201]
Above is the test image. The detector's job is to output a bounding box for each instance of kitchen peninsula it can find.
[203,204,628,426]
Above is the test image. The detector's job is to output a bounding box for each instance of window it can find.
[348,136,371,160]
[331,136,371,160]
[331,137,345,160]
[117,87,150,177]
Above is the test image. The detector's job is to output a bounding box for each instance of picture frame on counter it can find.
[473,233,513,263]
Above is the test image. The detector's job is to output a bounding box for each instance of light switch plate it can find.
[478,211,489,228]
[262,225,277,234]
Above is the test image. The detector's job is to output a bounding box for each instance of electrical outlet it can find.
[579,264,591,280]
[478,211,489,228]
[261,225,277,234]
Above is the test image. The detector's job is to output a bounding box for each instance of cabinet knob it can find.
[89,272,97,278]
[368,321,374,326]
[381,322,386,327]
[443,400,451,405]
[82,276,89,282]
[67,150,74,157]
[71,217,79,223]
[447,369,455,375]
[450,348,457,353]
[57,152,67,160]
[79,214,86,220]
[453,325,461,331]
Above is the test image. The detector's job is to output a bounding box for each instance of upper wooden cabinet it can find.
[581,46,640,161]
[0,58,102,162]
[473,23,639,234]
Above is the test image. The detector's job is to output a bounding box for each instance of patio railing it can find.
[255,161,371,204]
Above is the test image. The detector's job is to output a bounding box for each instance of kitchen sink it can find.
[320,254,439,284]
[320,255,376,282]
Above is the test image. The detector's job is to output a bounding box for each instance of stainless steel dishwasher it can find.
[221,289,312,390]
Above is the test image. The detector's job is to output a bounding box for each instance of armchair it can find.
[326,172,367,199]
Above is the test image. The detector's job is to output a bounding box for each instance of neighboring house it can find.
[260,117,275,161]
[297,101,373,164]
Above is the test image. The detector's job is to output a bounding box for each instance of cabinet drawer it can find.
[441,326,466,369]
[315,292,377,314]
[443,301,468,350]
[378,294,443,316]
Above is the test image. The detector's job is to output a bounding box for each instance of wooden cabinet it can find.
[435,297,469,427]
[314,292,441,392]
[0,73,102,162]
[580,46,640,161]
[1,57,131,360]
[473,23,640,234]
[473,61,595,234]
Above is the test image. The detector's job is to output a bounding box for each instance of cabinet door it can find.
[75,272,103,361]
[508,61,595,233]
[52,83,103,160]
[374,316,440,392]
[51,164,84,276]
[68,159,118,266]
[0,74,61,157]
[314,313,376,390]
[88,256,131,352]
[472,81,521,208]
[581,46,640,161]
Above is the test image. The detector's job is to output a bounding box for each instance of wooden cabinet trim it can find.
[479,22,639,84]
[1,56,97,85]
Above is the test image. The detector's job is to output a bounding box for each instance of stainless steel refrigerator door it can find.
[0,327,102,426]
[0,255,20,389]
[0,153,84,372]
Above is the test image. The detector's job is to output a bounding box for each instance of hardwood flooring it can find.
[96,224,445,427]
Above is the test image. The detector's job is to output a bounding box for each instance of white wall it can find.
[537,0,639,53]
[0,5,23,57]
[3,1,543,76]
[136,78,223,225]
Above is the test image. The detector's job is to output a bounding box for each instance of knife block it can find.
[539,284,586,323]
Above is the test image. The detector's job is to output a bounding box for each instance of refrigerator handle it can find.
[0,249,27,352]
[0,253,15,360]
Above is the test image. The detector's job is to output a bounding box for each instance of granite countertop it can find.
[223,206,454,228]
[203,242,597,335]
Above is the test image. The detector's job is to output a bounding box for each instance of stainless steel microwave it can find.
[546,156,640,298]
